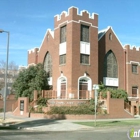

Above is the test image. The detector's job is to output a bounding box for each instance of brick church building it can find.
[28,7,140,113]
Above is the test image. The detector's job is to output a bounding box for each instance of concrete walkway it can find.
[0,112,140,131]
[0,112,93,131]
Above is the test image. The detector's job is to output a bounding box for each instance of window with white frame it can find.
[59,25,67,65]
[80,25,90,64]
[132,64,138,74]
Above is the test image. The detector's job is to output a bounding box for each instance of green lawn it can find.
[74,120,140,127]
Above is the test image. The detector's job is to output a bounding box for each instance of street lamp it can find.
[0,29,10,120]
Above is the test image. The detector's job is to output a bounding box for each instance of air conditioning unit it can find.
[69,93,74,99]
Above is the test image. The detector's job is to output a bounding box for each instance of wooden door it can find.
[79,83,88,99]
[61,83,66,98]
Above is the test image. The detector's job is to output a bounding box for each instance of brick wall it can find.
[28,113,133,120]
[13,97,29,117]
[125,45,140,96]
[28,7,99,92]
[98,27,125,89]
[28,48,39,65]
[27,7,140,105]
[108,98,133,118]
[0,99,16,111]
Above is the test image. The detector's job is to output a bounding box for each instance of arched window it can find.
[43,52,52,77]
[109,33,112,40]
[103,50,118,78]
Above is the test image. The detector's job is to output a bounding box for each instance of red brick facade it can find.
[28,7,140,112]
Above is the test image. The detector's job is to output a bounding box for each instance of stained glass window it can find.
[104,50,118,78]
[43,52,52,77]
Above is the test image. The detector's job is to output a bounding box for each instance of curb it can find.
[0,124,22,130]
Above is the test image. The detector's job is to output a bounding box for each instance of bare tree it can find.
[8,61,18,76]
[0,60,18,91]
[0,78,4,90]
[0,60,6,74]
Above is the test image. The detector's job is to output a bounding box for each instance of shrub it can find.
[47,100,96,115]
[101,92,107,99]
[98,83,128,102]
[29,106,35,113]
[111,89,128,102]
[29,97,49,113]
[36,105,44,113]
[37,97,49,106]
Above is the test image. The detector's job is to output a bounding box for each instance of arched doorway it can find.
[57,75,67,99]
[78,74,92,99]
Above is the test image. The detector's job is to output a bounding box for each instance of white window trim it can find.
[57,74,67,99]
[80,41,90,55]
[59,42,66,55]
[78,74,92,99]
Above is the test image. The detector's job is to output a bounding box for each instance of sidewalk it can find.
[0,112,93,131]
[0,112,140,131]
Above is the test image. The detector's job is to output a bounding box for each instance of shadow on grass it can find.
[110,121,121,123]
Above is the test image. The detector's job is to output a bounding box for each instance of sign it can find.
[93,84,99,105]
[20,100,24,111]
[93,84,99,90]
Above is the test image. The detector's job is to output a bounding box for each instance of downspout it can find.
[124,49,126,90]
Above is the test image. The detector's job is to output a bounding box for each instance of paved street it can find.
[0,112,140,140]
[1,128,140,140]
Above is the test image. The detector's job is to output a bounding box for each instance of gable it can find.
[98,26,123,47]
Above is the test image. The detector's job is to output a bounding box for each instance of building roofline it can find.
[98,26,110,41]
[39,29,54,51]
[98,26,123,47]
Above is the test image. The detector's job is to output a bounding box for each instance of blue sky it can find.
[0,0,140,66]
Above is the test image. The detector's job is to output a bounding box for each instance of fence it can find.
[41,90,94,99]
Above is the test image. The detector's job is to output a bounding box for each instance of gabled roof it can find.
[39,29,54,51]
[49,30,54,38]
[98,26,123,47]
[98,26,110,41]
